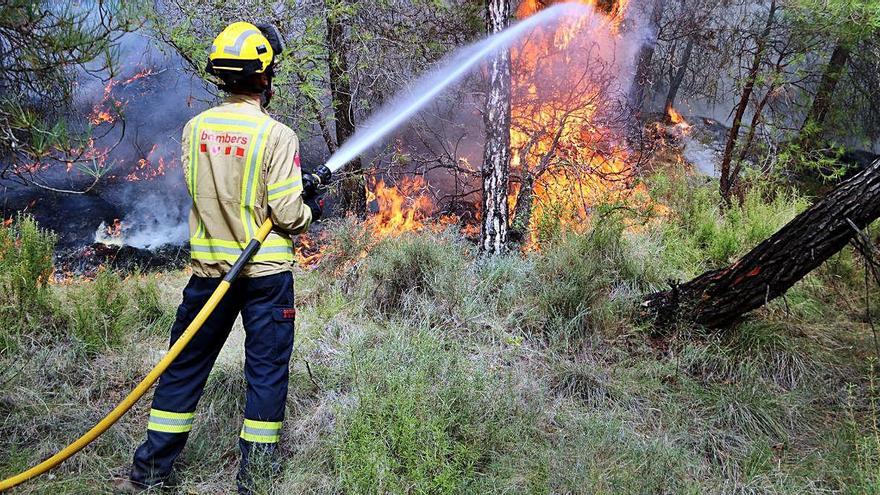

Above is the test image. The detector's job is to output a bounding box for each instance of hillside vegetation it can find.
[1,169,879,494]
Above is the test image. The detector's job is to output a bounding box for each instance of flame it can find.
[667,106,687,125]
[89,68,157,126]
[508,0,663,247]
[2,218,12,228]
[297,177,443,267]
[125,144,169,182]
[105,219,123,238]
[365,176,434,238]
[95,218,124,245]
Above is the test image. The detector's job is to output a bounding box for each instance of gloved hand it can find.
[303,164,332,199]
[304,194,325,222]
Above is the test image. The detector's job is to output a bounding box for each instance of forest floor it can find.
[1,165,879,494]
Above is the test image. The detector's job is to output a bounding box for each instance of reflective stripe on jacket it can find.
[182,94,311,277]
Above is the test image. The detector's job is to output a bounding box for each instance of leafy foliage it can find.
[0,1,139,190]
[0,215,56,347]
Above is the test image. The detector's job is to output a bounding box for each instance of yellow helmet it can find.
[207,22,276,77]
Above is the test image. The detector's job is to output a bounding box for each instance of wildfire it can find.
[2,218,12,228]
[295,233,324,266]
[296,176,443,268]
[365,176,435,237]
[667,106,685,125]
[517,0,627,27]
[95,218,124,245]
[667,106,692,134]
[89,68,158,127]
[508,0,664,246]
[125,144,170,182]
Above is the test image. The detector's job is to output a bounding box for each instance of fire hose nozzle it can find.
[303,164,332,198]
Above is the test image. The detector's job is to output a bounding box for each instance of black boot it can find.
[236,440,281,494]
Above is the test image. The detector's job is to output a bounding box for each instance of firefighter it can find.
[113,22,331,494]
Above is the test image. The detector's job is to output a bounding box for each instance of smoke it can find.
[31,1,657,249]
[81,33,210,248]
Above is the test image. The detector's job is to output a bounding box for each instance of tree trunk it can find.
[509,171,534,243]
[481,0,512,254]
[719,0,776,204]
[663,36,694,120]
[800,42,851,143]
[626,0,666,143]
[327,3,367,218]
[642,159,880,330]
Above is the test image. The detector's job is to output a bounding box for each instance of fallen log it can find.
[642,159,880,329]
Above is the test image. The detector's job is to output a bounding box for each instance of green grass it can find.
[1,172,879,494]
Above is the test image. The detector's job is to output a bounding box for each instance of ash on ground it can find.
[55,243,189,279]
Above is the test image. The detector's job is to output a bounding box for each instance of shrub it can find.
[0,215,57,347]
[131,274,176,335]
[64,270,138,352]
[655,175,807,273]
[529,218,664,343]
[360,231,471,317]
[317,216,374,275]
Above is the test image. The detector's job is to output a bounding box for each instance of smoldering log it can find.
[642,159,880,329]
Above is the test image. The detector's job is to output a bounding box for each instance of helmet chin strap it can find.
[260,67,275,108]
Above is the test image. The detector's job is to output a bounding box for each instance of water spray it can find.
[322,3,592,175]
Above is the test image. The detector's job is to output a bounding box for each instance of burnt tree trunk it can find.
[663,36,694,119]
[481,0,512,254]
[327,3,367,218]
[509,172,534,243]
[642,159,880,330]
[719,0,776,204]
[626,0,666,144]
[800,42,851,143]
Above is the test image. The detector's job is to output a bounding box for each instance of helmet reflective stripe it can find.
[223,29,260,56]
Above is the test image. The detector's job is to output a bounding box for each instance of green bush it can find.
[131,273,176,335]
[0,215,56,347]
[651,172,808,274]
[64,270,138,352]
[529,218,665,343]
[317,216,374,274]
[361,231,471,317]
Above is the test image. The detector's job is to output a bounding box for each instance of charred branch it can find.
[642,158,880,330]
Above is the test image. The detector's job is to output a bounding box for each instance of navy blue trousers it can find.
[130,272,295,488]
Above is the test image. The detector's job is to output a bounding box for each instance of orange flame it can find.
[125,144,170,182]
[296,177,443,268]
[105,219,123,238]
[509,0,662,247]
[89,68,157,126]
[365,176,434,238]
[667,106,691,130]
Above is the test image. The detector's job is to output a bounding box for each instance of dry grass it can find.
[1,176,879,493]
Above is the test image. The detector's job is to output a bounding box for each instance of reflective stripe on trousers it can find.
[130,272,295,487]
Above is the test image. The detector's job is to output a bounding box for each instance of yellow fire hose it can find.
[0,218,274,492]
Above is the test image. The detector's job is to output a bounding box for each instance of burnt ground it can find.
[2,182,189,276]
[1,184,123,248]
[54,243,189,278]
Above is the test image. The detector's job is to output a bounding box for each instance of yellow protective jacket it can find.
[181,94,311,278]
